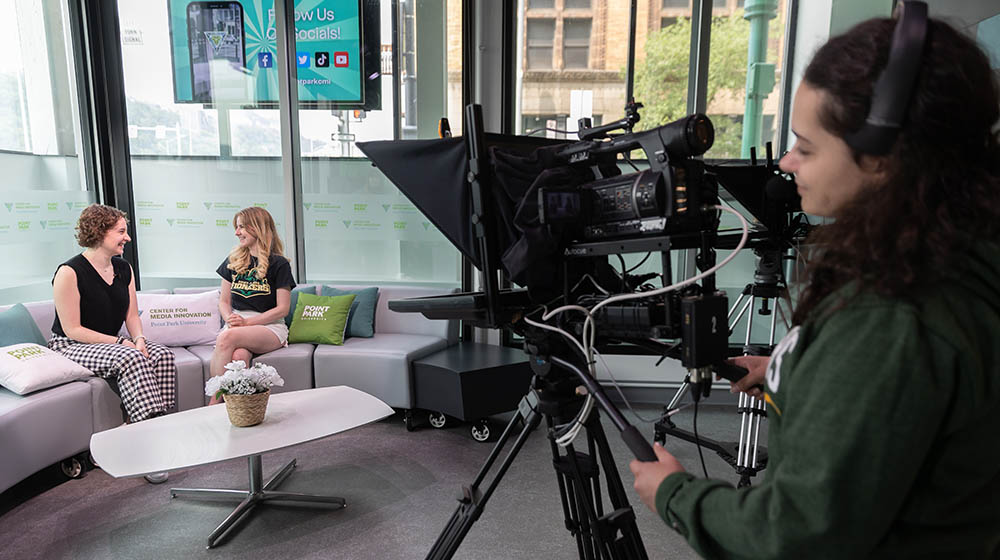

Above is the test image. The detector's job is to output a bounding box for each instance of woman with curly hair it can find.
[50,204,177,426]
[208,207,295,404]
[631,10,1000,558]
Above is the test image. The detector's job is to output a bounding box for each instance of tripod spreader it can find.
[550,355,657,462]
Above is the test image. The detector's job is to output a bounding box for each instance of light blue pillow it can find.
[284,285,318,327]
[0,304,47,347]
[322,286,379,338]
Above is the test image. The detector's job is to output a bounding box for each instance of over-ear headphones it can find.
[844,1,928,155]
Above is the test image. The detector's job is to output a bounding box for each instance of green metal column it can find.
[740,0,778,158]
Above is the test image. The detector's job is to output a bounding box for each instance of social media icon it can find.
[296,52,310,68]
[257,51,273,68]
[315,51,329,67]
[334,52,349,67]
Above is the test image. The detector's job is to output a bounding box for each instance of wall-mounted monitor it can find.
[167,0,381,110]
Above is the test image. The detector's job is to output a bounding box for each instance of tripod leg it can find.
[425,391,543,560]
[550,408,649,560]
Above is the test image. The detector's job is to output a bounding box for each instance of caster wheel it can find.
[429,412,448,429]
[60,457,86,479]
[86,451,100,470]
[471,419,492,442]
[404,410,416,432]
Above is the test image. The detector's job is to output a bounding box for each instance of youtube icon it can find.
[334,52,349,67]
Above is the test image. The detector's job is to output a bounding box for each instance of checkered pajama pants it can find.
[49,336,177,423]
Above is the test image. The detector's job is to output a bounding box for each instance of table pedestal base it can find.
[170,454,345,548]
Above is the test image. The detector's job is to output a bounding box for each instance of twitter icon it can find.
[296,52,310,68]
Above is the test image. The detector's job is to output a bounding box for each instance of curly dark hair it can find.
[76,204,128,248]
[791,17,1000,325]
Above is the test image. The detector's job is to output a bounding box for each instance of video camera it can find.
[357,104,784,379]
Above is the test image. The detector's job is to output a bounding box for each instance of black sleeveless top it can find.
[52,254,132,338]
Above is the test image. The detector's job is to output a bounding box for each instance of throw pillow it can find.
[135,290,222,346]
[0,304,47,347]
[284,285,318,327]
[288,293,356,346]
[0,343,93,395]
[322,286,379,338]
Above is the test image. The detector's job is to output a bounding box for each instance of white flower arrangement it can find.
[205,360,284,400]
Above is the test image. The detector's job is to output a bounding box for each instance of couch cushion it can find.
[0,343,94,395]
[331,284,459,342]
[21,301,57,341]
[312,333,448,409]
[0,304,47,346]
[322,286,379,338]
[170,346,212,412]
[0,382,93,494]
[288,293,355,346]
[252,343,315,393]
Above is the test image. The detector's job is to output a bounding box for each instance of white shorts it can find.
[221,309,289,347]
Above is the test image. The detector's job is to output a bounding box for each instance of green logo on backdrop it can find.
[18,221,29,230]
[382,204,391,212]
[39,221,46,229]
[4,204,11,212]
[304,203,312,210]
[394,221,406,230]
[216,219,229,227]
[167,219,175,226]
[422,222,430,230]
[47,203,57,211]
[315,220,328,228]
[176,202,190,209]
[139,218,152,226]
[66,202,73,210]
[204,203,213,210]
[354,204,367,212]
[253,202,268,208]
[343,220,351,229]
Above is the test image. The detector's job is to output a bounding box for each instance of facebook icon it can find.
[258,51,273,69]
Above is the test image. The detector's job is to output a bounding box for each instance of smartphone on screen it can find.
[187,1,247,103]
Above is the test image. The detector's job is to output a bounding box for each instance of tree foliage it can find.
[633,11,782,157]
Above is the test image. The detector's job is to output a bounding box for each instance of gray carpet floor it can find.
[0,400,767,560]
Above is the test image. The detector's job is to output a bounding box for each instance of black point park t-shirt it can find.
[216,254,296,314]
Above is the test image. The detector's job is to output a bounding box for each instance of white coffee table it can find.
[90,386,393,548]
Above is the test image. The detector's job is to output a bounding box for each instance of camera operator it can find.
[630,14,1000,558]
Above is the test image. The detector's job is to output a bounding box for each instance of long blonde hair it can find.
[227,207,286,280]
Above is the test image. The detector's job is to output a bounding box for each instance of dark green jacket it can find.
[655,243,1000,559]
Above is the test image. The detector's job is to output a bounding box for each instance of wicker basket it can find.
[223,390,271,427]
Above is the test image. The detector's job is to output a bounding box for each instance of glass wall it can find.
[117,0,461,288]
[0,0,96,305]
[301,0,461,284]
[118,0,284,290]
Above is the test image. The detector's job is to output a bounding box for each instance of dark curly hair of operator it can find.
[792,17,1000,325]
[75,204,128,248]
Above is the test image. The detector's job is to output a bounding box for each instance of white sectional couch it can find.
[0,283,457,494]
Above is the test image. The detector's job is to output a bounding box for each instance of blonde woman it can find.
[209,207,295,404]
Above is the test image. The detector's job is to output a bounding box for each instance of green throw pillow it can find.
[284,285,318,327]
[322,286,379,338]
[288,293,356,345]
[0,304,47,347]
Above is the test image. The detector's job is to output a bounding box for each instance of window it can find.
[563,19,592,69]
[529,0,555,8]
[0,0,97,304]
[661,17,678,28]
[565,0,592,9]
[706,0,789,159]
[662,0,688,8]
[527,19,556,69]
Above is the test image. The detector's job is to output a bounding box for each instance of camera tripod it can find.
[654,248,787,487]
[427,336,651,560]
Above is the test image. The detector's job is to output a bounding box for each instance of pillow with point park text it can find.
[288,293,356,346]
